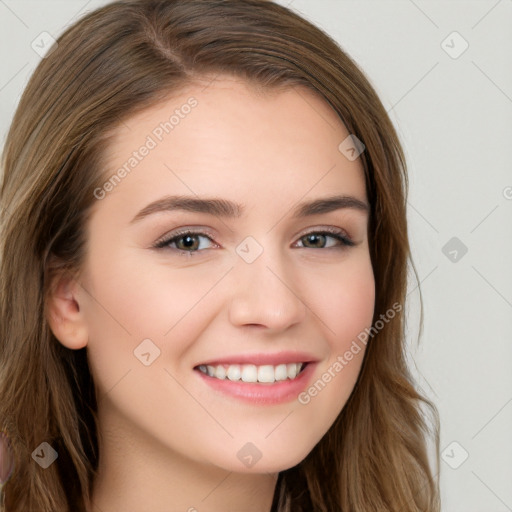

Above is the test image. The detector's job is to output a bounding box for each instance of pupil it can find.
[307,234,324,247]
[181,235,196,249]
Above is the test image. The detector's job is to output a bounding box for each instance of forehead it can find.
[96,76,367,221]
[104,75,353,165]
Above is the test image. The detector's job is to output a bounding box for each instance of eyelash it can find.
[152,227,355,256]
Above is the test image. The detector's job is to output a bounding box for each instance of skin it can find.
[47,76,375,512]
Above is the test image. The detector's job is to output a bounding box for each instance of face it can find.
[62,76,375,473]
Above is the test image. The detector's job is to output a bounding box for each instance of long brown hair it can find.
[0,0,440,510]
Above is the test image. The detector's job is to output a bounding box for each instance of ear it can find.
[46,270,89,350]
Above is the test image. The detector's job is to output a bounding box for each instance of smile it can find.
[194,360,316,405]
[197,363,306,383]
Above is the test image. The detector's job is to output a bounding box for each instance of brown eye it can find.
[153,230,215,254]
[297,231,354,249]
[175,234,200,251]
[301,233,328,248]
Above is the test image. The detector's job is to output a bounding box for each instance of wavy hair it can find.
[0,0,440,510]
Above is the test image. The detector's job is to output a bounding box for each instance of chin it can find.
[213,442,314,475]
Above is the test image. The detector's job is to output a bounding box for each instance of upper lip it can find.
[195,351,319,367]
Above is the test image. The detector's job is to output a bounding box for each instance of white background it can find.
[1,1,511,510]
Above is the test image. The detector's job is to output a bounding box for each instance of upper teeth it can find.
[197,363,305,383]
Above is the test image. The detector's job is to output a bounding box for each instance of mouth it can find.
[193,359,317,405]
[195,362,308,384]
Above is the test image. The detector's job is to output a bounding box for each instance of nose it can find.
[227,245,307,332]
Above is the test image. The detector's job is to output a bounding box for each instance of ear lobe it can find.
[46,272,89,350]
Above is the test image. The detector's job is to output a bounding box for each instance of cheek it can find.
[80,250,228,391]
[292,254,374,424]
[308,252,375,352]
[82,240,212,335]
[324,257,374,396]
[329,266,375,352]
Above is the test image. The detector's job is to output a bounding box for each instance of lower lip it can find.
[194,363,317,405]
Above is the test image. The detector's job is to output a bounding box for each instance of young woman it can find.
[0,0,440,510]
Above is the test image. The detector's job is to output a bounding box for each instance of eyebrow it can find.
[130,194,369,224]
